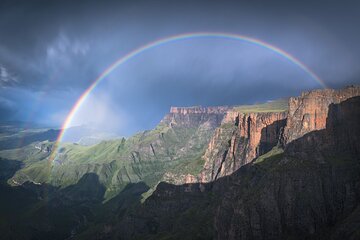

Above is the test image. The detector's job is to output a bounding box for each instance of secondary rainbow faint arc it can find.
[49,32,326,161]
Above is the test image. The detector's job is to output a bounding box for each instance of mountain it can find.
[0,121,59,151]
[200,86,360,182]
[0,86,359,239]
[102,88,360,240]
[200,101,287,182]
[2,105,228,199]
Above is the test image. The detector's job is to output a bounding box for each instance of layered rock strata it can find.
[283,85,360,144]
[201,111,287,182]
[200,86,360,182]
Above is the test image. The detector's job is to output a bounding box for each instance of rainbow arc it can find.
[48,32,326,163]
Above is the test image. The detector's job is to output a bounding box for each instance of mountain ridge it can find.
[0,86,359,239]
[111,95,360,240]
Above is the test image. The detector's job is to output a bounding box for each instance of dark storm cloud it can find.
[0,97,17,120]
[0,0,359,133]
[1,0,360,89]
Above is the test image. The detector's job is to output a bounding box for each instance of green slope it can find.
[1,112,221,200]
[0,99,288,200]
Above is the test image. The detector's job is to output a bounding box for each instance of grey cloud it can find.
[0,64,18,87]
[0,0,359,134]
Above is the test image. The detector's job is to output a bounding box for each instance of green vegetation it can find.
[0,114,217,201]
[233,98,288,113]
[254,146,284,164]
[174,155,205,176]
[141,187,156,203]
[0,99,288,197]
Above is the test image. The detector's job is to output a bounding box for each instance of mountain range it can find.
[0,85,359,239]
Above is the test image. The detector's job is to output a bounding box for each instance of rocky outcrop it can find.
[201,111,287,182]
[200,86,360,182]
[162,172,198,184]
[214,96,360,240]
[285,95,360,159]
[157,106,229,184]
[283,85,360,144]
[112,96,360,240]
[169,106,230,114]
[34,141,52,153]
[162,106,229,128]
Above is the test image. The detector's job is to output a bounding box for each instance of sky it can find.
[0,0,359,136]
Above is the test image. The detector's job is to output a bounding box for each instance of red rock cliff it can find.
[283,85,360,144]
[201,110,287,182]
[161,106,230,128]
[169,106,230,114]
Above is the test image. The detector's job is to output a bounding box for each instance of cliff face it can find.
[201,111,287,182]
[283,85,360,144]
[161,106,228,128]
[214,96,360,240]
[2,87,360,240]
[285,95,360,159]
[169,106,230,114]
[200,86,360,182]
[157,106,229,184]
[113,96,360,240]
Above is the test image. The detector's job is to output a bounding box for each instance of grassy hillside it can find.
[0,99,288,200]
[1,112,221,200]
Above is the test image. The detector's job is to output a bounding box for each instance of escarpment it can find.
[199,86,360,182]
[11,87,359,190]
[201,111,287,182]
[161,106,229,128]
[283,85,360,144]
[2,86,360,240]
[213,96,360,240]
[169,106,230,115]
[113,94,360,240]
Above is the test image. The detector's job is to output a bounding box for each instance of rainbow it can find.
[48,32,326,163]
